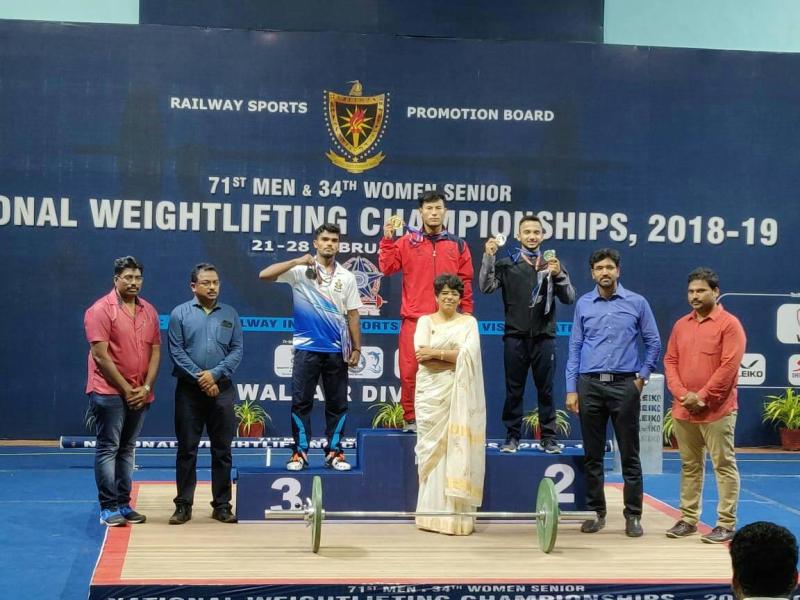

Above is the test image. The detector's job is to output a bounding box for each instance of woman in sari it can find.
[414,273,486,535]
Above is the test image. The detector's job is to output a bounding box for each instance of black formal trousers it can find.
[502,336,557,441]
[577,375,642,517]
[290,350,349,454]
[174,378,236,510]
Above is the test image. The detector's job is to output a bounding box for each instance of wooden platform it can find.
[92,481,733,587]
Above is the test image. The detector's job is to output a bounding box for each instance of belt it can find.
[583,372,636,383]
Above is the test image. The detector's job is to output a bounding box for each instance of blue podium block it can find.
[235,429,586,522]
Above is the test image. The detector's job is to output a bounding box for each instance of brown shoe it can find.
[666,520,698,538]
[701,526,734,544]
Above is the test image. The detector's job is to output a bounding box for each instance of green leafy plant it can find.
[369,401,404,429]
[763,388,800,430]
[521,408,572,438]
[662,407,676,446]
[234,399,271,436]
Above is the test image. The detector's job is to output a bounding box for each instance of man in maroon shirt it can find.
[84,256,161,527]
[663,267,746,544]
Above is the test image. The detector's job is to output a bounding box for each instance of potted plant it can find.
[234,399,271,438]
[762,388,800,451]
[369,401,404,429]
[662,407,678,448]
[521,408,572,439]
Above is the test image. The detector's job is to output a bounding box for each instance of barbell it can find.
[264,476,595,554]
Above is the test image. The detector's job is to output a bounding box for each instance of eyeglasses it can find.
[117,275,143,283]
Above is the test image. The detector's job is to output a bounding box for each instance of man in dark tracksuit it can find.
[479,215,576,454]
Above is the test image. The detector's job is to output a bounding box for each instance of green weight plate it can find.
[311,475,323,553]
[536,478,559,553]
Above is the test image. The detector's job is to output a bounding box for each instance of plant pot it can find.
[238,422,264,438]
[779,427,800,451]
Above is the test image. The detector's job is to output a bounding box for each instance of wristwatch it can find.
[636,373,648,385]
[143,384,151,393]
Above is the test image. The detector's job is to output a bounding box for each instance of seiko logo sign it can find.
[738,353,766,386]
[274,344,294,378]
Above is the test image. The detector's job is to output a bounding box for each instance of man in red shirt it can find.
[379,190,474,431]
[84,256,161,527]
[663,267,745,544]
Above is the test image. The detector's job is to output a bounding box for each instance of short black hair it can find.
[518,214,542,229]
[688,267,720,291]
[314,223,341,239]
[190,262,218,283]
[418,189,445,207]
[589,248,621,268]
[433,273,464,297]
[731,521,798,599]
[113,256,143,276]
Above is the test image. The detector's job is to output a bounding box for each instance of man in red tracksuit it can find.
[378,190,474,432]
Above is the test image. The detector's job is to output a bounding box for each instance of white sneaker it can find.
[286,451,308,471]
[402,419,417,433]
[325,451,352,471]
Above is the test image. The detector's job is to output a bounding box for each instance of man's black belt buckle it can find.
[588,372,636,383]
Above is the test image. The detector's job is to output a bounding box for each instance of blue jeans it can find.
[90,393,148,510]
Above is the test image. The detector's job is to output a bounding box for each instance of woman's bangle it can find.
[440,350,444,360]
[353,348,361,353]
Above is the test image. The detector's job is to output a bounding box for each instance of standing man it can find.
[480,215,576,454]
[663,268,745,543]
[168,263,243,525]
[730,522,798,600]
[84,256,160,527]
[259,224,362,470]
[565,248,660,537]
[379,190,474,432]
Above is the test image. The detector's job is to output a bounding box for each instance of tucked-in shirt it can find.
[168,298,244,383]
[663,304,746,423]
[277,263,362,353]
[566,283,661,393]
[84,289,161,402]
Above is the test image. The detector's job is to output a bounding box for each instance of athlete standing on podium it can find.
[378,190,474,433]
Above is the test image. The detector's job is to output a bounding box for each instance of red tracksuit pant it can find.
[398,318,419,422]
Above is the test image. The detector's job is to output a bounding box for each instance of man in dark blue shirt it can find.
[566,248,660,538]
[167,263,244,525]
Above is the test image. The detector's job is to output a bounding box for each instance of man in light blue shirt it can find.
[566,248,660,538]
[168,263,244,525]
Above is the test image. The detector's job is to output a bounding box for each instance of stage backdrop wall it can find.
[1,21,798,444]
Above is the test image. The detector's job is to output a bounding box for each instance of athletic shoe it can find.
[100,508,127,527]
[402,419,417,433]
[701,526,735,544]
[541,439,562,454]
[169,504,192,525]
[666,520,697,538]
[286,451,308,471]
[211,507,237,523]
[325,451,352,471]
[500,438,519,453]
[119,505,146,524]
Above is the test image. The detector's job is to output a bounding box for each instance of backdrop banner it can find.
[2,21,798,444]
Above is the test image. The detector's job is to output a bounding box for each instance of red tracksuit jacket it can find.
[378,232,474,318]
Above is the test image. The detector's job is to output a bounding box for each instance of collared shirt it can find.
[168,298,244,383]
[566,283,661,393]
[277,263,362,353]
[84,289,161,401]
[664,304,746,423]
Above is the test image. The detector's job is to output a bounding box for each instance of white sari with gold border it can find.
[414,314,486,535]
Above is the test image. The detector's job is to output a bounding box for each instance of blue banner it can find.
[1,21,798,444]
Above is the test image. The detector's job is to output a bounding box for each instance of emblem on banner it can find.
[324,81,389,173]
[342,256,385,316]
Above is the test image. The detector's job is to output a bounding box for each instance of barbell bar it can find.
[264,476,595,554]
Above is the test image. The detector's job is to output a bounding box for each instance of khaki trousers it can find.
[673,411,739,529]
